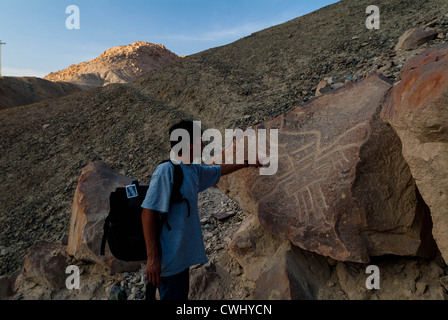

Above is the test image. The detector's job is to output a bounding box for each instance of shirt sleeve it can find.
[196,165,221,192]
[141,163,173,213]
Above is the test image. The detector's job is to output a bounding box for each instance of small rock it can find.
[415,282,427,295]
[212,211,236,222]
[42,124,51,129]
[324,76,335,84]
[439,276,448,291]
[127,292,136,300]
[0,246,9,256]
[332,82,345,90]
[315,80,332,96]
[393,263,406,274]
[108,286,127,300]
[326,257,337,266]
[0,275,14,299]
[204,231,213,240]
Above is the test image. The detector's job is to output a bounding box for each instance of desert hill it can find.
[0,77,81,110]
[133,0,448,130]
[1,0,448,300]
[44,41,182,88]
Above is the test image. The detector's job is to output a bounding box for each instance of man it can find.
[141,120,260,300]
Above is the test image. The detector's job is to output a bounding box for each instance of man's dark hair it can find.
[169,120,202,149]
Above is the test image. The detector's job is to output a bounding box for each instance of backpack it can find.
[99,160,189,262]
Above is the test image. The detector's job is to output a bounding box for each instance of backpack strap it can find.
[170,160,191,218]
[159,159,191,218]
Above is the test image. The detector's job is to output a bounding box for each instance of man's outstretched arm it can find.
[142,208,161,287]
[219,160,261,176]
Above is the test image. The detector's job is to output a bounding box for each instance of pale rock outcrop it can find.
[218,74,436,263]
[381,42,448,263]
[67,161,142,273]
[45,41,181,88]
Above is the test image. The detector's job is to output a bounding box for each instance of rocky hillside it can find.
[0,77,81,110]
[44,41,182,88]
[133,0,448,130]
[1,0,448,300]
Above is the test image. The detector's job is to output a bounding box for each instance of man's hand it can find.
[146,255,161,287]
[142,208,161,287]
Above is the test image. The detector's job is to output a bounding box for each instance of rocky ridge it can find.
[0,76,81,110]
[44,41,182,88]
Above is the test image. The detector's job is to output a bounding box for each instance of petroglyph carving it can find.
[253,122,370,226]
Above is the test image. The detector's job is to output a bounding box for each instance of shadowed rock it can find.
[253,242,330,300]
[381,42,448,263]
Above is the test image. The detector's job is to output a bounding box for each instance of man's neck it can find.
[172,155,192,166]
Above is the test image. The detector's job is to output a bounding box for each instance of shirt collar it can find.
[170,158,182,165]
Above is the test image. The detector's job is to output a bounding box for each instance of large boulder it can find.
[219,75,436,263]
[67,161,142,273]
[395,27,439,51]
[381,43,448,263]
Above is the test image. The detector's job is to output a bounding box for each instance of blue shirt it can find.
[141,160,221,277]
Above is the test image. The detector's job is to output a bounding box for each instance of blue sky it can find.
[0,0,338,77]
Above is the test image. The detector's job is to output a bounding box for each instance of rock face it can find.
[67,161,142,273]
[253,242,331,300]
[228,215,284,282]
[44,41,181,88]
[219,74,436,263]
[381,43,448,263]
[395,27,439,51]
[334,257,446,300]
